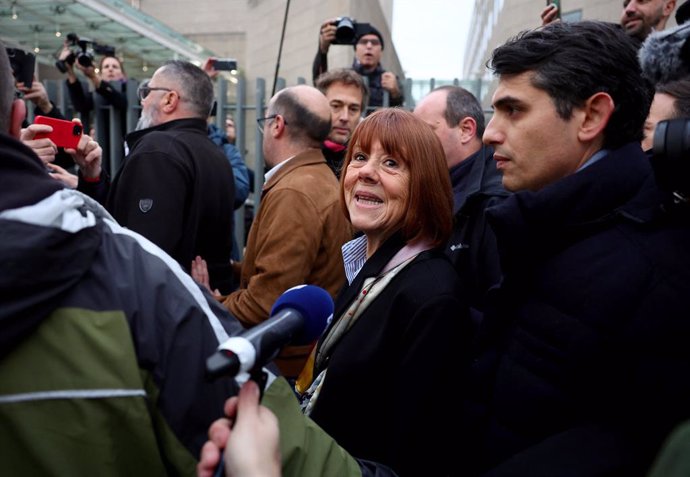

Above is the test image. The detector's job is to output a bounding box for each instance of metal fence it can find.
[33,75,488,257]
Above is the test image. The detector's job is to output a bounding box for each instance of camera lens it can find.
[72,124,83,136]
[335,17,356,44]
[77,54,93,68]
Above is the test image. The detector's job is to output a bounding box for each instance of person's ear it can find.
[458,117,477,145]
[664,0,677,16]
[272,114,287,138]
[9,98,26,139]
[577,92,614,143]
[161,90,179,113]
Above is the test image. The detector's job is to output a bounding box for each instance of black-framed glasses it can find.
[256,114,288,134]
[137,81,174,101]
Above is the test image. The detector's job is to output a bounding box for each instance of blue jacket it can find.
[208,123,250,208]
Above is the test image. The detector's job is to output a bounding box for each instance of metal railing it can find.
[33,75,488,257]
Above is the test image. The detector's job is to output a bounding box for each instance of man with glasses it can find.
[195,85,351,379]
[102,60,236,294]
[313,19,403,110]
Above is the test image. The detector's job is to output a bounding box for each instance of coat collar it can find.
[332,233,406,320]
[487,143,663,269]
[125,117,207,150]
[450,145,508,214]
[262,148,328,193]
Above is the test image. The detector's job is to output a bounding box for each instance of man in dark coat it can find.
[460,21,690,476]
[415,86,509,317]
[79,60,236,293]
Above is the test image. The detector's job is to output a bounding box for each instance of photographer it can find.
[57,44,127,131]
[313,17,403,110]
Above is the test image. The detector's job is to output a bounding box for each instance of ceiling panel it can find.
[0,0,217,78]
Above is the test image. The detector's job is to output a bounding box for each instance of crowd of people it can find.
[4,0,690,476]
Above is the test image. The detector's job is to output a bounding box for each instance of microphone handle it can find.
[206,349,241,380]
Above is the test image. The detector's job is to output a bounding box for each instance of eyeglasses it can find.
[357,38,381,47]
[256,114,288,134]
[137,81,174,101]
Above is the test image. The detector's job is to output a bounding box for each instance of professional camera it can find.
[652,118,690,203]
[55,32,116,73]
[6,47,35,88]
[330,17,374,45]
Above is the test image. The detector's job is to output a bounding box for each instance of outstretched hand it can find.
[65,124,102,180]
[46,163,78,188]
[17,78,53,113]
[319,18,339,53]
[20,124,57,165]
[192,256,222,298]
[197,380,281,477]
[540,3,560,26]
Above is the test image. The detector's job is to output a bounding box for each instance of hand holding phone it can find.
[33,116,83,149]
[211,58,238,72]
[546,0,561,20]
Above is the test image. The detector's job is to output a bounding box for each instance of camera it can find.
[6,47,35,88]
[55,33,116,73]
[330,17,374,45]
[652,118,690,203]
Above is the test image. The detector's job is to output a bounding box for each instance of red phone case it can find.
[34,116,83,149]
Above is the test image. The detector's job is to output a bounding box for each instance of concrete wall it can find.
[137,0,403,85]
[134,0,403,178]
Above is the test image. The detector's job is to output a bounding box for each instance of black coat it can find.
[310,234,474,477]
[462,143,690,476]
[445,145,509,317]
[107,118,236,293]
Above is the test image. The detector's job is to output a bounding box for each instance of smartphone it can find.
[547,0,562,19]
[33,116,83,149]
[6,47,35,88]
[212,58,238,72]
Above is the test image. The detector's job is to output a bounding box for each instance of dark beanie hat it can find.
[354,24,385,50]
[678,0,690,25]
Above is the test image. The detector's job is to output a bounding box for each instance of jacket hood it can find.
[0,133,110,357]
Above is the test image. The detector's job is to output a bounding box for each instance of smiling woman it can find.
[295,108,474,477]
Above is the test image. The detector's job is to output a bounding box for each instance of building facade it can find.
[463,0,678,105]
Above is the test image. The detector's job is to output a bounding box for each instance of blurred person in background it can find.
[313,18,403,109]
[315,67,368,178]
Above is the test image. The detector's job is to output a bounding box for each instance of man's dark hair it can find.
[159,60,214,118]
[271,89,331,147]
[0,43,14,134]
[488,21,654,149]
[434,85,485,138]
[657,78,690,118]
[315,68,369,111]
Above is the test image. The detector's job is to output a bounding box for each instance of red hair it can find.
[340,108,453,247]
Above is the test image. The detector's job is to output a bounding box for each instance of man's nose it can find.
[483,119,501,145]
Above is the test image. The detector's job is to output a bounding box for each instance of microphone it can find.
[206,284,333,380]
[639,22,690,84]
